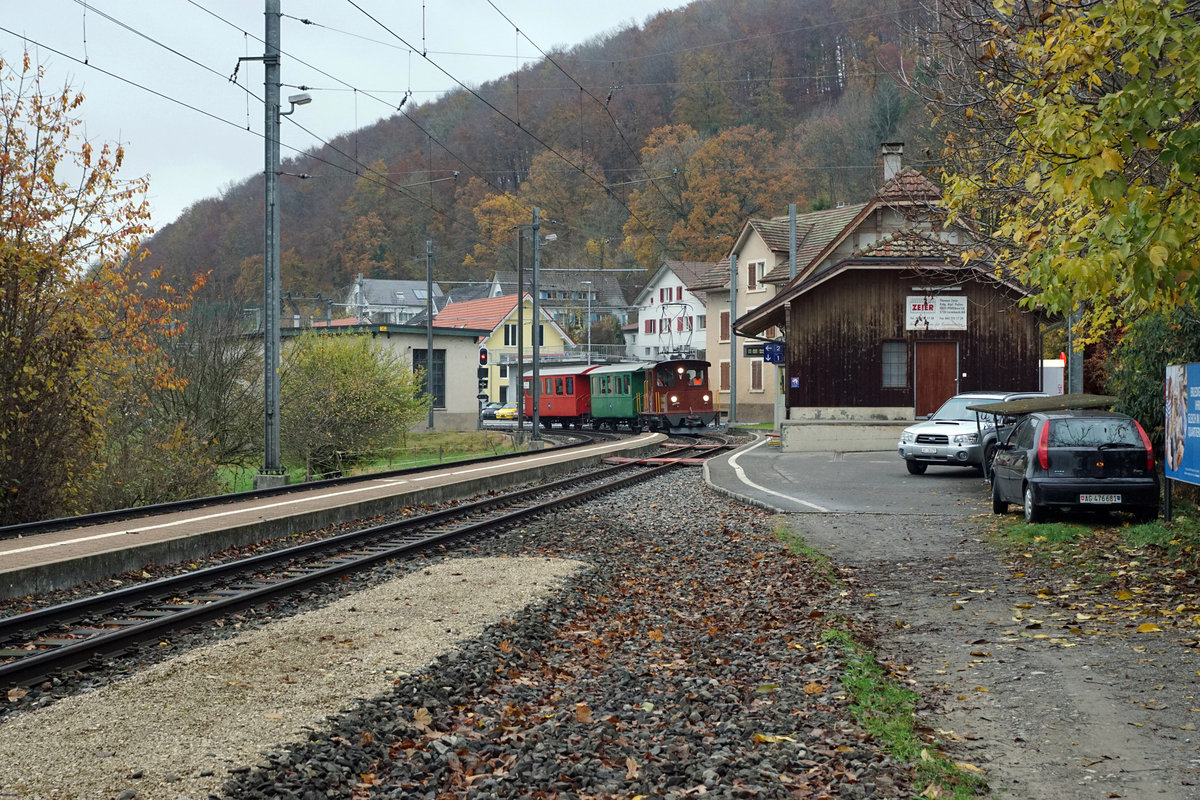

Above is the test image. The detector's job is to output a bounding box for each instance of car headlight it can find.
[900,431,915,444]
[953,432,979,445]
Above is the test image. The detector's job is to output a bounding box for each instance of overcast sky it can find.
[1,1,691,227]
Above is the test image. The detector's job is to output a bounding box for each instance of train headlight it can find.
[702,394,710,402]
[670,394,679,404]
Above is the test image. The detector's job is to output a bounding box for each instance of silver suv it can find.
[897,391,1046,477]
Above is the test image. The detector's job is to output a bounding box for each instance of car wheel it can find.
[1023,486,1045,524]
[992,481,1008,515]
[905,460,927,475]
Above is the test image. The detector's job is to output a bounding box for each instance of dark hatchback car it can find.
[991,409,1159,524]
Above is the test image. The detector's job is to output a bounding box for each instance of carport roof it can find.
[966,394,1116,415]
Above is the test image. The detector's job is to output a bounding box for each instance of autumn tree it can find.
[920,0,1200,340]
[463,190,529,274]
[280,331,431,480]
[0,55,199,523]
[622,124,799,264]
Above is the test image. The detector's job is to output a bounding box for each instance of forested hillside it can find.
[145,0,936,307]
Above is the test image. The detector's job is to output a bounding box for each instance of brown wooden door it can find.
[915,341,958,417]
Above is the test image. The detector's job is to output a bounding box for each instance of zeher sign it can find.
[1165,363,1200,486]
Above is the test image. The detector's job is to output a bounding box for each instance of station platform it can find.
[0,434,664,600]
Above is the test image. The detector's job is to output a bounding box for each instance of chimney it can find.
[881,142,904,182]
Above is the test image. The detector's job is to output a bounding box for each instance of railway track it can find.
[0,438,730,690]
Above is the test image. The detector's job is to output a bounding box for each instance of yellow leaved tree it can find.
[0,54,201,523]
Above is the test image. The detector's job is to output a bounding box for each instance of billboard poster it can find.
[1166,363,1200,485]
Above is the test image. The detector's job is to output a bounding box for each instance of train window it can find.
[621,375,630,394]
[555,378,564,395]
[656,367,676,388]
[565,377,574,394]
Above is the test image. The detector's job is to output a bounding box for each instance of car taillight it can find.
[1037,422,1050,469]
[1135,420,1155,471]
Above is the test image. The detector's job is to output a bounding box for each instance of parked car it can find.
[991,409,1159,524]
[494,402,518,421]
[897,391,1046,477]
[480,401,503,420]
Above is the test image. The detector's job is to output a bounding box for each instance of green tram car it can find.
[588,362,650,431]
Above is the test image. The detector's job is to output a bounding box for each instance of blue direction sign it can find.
[764,342,784,363]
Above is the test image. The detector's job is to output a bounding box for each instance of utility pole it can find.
[256,0,284,489]
[531,208,542,441]
[516,231,525,432]
[426,239,435,430]
[728,253,737,424]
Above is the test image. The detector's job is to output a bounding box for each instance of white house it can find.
[344,276,445,324]
[629,261,710,360]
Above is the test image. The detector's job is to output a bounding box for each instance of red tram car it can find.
[522,365,598,429]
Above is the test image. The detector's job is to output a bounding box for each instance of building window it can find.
[675,286,683,301]
[719,360,731,392]
[747,261,766,291]
[750,360,764,392]
[697,314,706,330]
[499,365,509,379]
[882,341,907,388]
[719,311,730,342]
[411,348,446,408]
[685,316,693,331]
[503,323,517,346]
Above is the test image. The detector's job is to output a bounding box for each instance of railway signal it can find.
[478,347,488,366]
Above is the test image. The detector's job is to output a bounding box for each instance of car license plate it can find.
[1080,494,1121,504]
[920,446,937,454]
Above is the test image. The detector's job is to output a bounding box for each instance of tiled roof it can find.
[852,228,966,260]
[431,294,519,330]
[761,204,867,284]
[662,260,713,287]
[356,279,443,305]
[876,167,942,204]
[690,258,732,291]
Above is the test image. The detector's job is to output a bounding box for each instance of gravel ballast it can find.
[1,469,917,799]
[0,558,584,800]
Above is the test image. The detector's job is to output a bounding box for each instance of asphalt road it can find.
[714,440,992,515]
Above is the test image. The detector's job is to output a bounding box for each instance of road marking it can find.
[727,439,830,512]
[0,434,659,559]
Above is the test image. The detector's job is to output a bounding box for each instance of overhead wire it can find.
[184,0,538,250]
[341,0,679,255]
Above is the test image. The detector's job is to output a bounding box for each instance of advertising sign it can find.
[1166,363,1200,485]
[905,295,967,331]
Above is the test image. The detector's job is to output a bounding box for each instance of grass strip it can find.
[822,625,987,799]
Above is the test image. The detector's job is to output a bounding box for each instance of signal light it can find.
[478,347,488,366]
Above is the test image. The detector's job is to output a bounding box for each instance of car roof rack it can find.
[966,393,1116,416]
